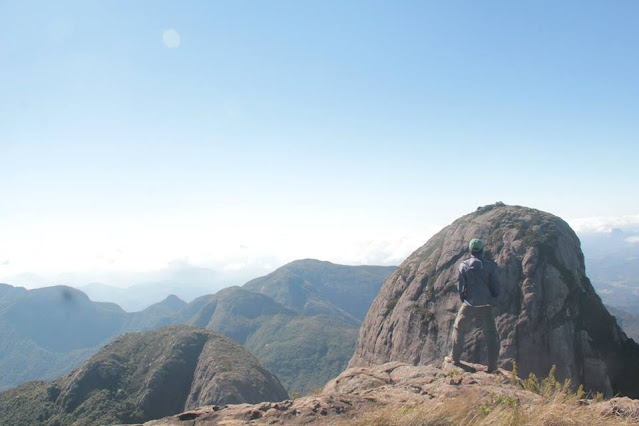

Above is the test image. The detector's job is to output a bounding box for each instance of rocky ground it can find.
[125,362,639,425]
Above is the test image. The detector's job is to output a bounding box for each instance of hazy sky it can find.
[1,1,638,288]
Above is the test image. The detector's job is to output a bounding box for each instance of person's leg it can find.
[449,304,471,363]
[482,306,500,371]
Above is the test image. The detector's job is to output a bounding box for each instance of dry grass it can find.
[341,388,638,426]
[334,365,638,426]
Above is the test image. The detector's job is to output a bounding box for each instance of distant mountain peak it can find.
[159,294,186,309]
[284,258,335,266]
[243,260,395,324]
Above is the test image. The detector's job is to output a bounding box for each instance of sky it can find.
[1,1,638,289]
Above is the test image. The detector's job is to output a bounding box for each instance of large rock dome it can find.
[349,203,639,397]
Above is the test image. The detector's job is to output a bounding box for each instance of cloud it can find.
[162,29,181,48]
[569,214,639,234]
[626,236,639,244]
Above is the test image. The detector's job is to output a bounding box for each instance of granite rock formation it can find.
[349,203,639,397]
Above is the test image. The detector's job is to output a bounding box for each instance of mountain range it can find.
[2,205,639,425]
[580,230,639,314]
[0,260,395,393]
[0,284,186,390]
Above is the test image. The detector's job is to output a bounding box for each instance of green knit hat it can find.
[469,238,484,252]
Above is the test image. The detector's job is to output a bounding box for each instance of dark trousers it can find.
[449,304,500,371]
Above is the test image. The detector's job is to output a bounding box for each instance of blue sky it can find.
[1,1,638,287]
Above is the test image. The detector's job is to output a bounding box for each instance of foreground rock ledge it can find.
[123,363,639,425]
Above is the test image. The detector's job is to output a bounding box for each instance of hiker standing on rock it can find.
[445,238,501,372]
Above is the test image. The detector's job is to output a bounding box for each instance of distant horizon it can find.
[2,205,638,291]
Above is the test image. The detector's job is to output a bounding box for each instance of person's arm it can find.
[458,265,467,302]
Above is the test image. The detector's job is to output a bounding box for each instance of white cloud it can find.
[568,214,639,234]
[0,203,445,289]
[162,29,181,48]
[0,218,441,289]
[627,236,639,244]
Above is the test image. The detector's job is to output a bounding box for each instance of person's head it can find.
[468,238,484,255]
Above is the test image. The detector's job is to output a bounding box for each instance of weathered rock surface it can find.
[0,325,287,425]
[129,362,639,425]
[349,203,639,398]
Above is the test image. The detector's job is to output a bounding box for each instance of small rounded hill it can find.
[0,325,288,425]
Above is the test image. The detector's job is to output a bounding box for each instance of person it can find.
[444,238,501,372]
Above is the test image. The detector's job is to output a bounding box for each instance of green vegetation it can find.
[2,260,392,397]
[186,287,360,394]
[478,394,521,418]
[0,326,288,426]
[411,303,434,321]
[385,297,399,314]
[509,362,607,403]
[486,231,504,253]
[244,259,395,321]
[243,312,358,394]
[425,275,437,300]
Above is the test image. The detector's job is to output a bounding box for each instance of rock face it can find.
[349,203,639,398]
[0,325,288,425]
